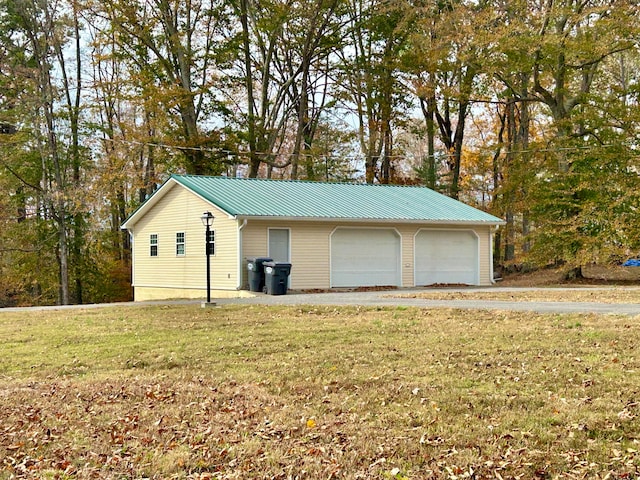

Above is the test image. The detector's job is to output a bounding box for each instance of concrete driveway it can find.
[4,287,639,315]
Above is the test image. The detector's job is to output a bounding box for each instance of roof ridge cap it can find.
[173,174,434,189]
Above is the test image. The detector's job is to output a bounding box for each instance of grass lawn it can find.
[1,304,640,479]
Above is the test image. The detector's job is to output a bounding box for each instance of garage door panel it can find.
[331,267,399,287]
[415,230,478,285]
[331,229,401,287]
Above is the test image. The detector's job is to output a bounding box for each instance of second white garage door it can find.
[415,229,479,286]
[331,228,401,287]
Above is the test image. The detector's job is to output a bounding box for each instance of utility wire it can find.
[98,136,638,162]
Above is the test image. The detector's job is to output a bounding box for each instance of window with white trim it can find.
[150,234,158,257]
[176,232,185,256]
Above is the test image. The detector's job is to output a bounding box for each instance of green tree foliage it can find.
[0,0,84,305]
[527,48,640,270]
[482,0,640,271]
[92,0,231,175]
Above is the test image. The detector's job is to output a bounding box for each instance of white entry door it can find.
[331,228,401,287]
[414,229,479,285]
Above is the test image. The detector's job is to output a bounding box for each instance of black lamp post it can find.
[201,211,214,304]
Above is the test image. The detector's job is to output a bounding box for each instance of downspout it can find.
[128,229,135,299]
[237,218,248,290]
[490,225,498,284]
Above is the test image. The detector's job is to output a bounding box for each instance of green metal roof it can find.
[170,174,503,224]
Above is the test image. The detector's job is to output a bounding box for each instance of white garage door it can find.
[331,228,401,287]
[415,230,479,286]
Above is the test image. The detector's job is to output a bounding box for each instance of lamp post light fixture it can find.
[201,211,215,306]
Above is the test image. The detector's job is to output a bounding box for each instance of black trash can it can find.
[263,261,292,295]
[246,257,272,292]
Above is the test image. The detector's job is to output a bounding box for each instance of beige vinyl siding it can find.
[291,223,331,289]
[397,225,415,287]
[131,184,239,294]
[242,220,330,289]
[242,221,495,289]
[240,221,268,290]
[478,225,493,285]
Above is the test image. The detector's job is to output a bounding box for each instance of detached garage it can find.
[122,175,504,301]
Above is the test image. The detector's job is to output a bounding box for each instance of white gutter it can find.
[490,224,500,284]
[129,229,135,291]
[234,215,505,226]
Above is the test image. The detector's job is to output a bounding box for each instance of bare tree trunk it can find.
[419,93,437,189]
[27,0,71,305]
[434,66,475,199]
[504,99,516,262]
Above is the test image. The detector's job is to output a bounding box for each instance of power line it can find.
[97,135,639,162]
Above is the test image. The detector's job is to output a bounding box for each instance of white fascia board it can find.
[121,178,180,230]
[235,215,505,226]
[121,177,236,231]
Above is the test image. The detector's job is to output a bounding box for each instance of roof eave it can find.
[121,176,239,231]
[235,215,505,226]
[121,177,179,230]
